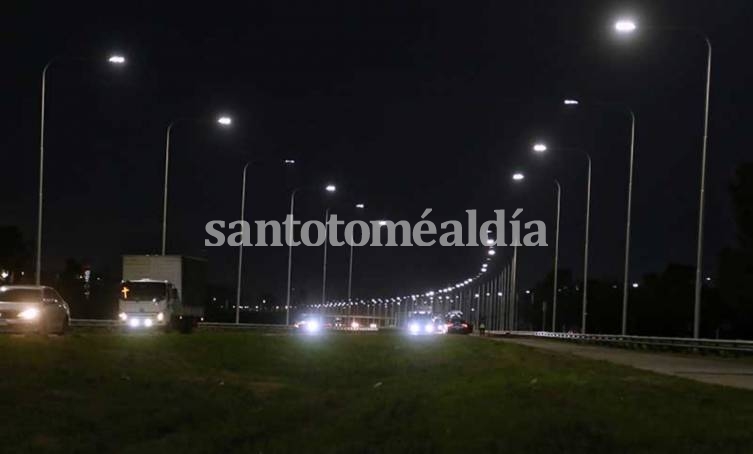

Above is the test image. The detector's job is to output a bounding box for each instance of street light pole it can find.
[511,244,519,331]
[35,61,52,285]
[235,161,251,324]
[622,111,636,334]
[285,189,298,326]
[35,55,125,284]
[162,116,232,256]
[693,37,713,339]
[161,121,175,256]
[581,155,592,333]
[552,179,561,332]
[613,19,713,337]
[322,207,331,306]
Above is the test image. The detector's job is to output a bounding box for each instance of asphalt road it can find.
[497,337,753,391]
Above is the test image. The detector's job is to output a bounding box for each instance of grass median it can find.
[2,330,753,453]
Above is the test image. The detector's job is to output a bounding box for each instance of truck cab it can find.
[118,279,174,329]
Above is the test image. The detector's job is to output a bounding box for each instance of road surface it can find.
[497,337,753,391]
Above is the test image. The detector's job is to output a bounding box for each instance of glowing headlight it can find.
[129,318,140,328]
[305,320,320,333]
[369,323,378,329]
[144,318,153,327]
[425,323,434,333]
[157,312,164,322]
[118,312,128,321]
[18,308,40,320]
[409,323,420,334]
[350,321,360,329]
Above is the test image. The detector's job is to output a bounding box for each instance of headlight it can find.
[118,312,128,321]
[144,318,153,327]
[156,312,164,322]
[350,321,360,329]
[129,318,140,328]
[18,308,40,320]
[305,321,320,333]
[409,322,419,334]
[425,323,434,333]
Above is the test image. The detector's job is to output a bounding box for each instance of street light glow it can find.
[378,220,388,226]
[632,282,639,288]
[217,116,232,126]
[325,184,336,192]
[108,55,126,64]
[512,172,525,181]
[533,143,547,152]
[284,159,295,164]
[355,203,365,209]
[615,19,637,33]
[563,99,579,105]
[488,249,496,256]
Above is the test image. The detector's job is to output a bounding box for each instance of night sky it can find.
[3,1,752,307]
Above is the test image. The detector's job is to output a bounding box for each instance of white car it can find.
[0,285,70,334]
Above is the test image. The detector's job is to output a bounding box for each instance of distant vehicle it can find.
[118,255,207,333]
[294,314,324,333]
[445,313,472,335]
[407,313,437,335]
[0,285,70,334]
[445,317,473,334]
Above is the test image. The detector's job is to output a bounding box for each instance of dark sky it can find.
[2,1,752,307]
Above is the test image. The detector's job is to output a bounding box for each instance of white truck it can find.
[118,255,207,332]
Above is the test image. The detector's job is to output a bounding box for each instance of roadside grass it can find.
[2,331,753,453]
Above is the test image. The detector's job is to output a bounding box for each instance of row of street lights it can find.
[507,17,712,336]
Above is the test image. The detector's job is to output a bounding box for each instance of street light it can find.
[614,19,637,33]
[285,184,337,325]
[347,202,366,320]
[512,172,525,181]
[531,142,592,334]
[611,18,713,339]
[563,98,637,335]
[108,55,126,64]
[35,54,126,284]
[162,115,233,255]
[513,172,561,331]
[532,143,547,153]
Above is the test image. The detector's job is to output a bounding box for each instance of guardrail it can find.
[69,319,381,332]
[488,330,753,354]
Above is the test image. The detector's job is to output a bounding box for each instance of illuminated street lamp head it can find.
[632,282,639,288]
[217,116,232,126]
[563,99,579,105]
[378,220,388,226]
[284,159,295,165]
[487,249,496,256]
[108,54,126,64]
[615,19,637,33]
[325,184,336,192]
[532,143,547,153]
[512,172,525,181]
[355,203,365,209]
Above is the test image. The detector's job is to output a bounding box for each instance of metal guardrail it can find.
[70,318,121,327]
[488,330,753,354]
[69,319,381,332]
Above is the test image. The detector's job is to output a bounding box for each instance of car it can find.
[0,285,71,334]
[294,314,324,333]
[445,314,472,335]
[407,313,437,335]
